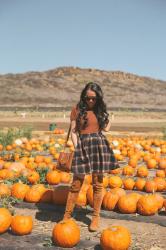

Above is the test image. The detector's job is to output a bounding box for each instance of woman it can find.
[63,82,119,232]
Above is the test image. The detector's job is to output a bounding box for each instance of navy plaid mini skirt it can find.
[71,132,119,174]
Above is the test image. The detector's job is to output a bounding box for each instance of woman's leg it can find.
[89,173,103,232]
[63,174,85,220]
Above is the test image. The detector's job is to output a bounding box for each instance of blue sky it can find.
[0,0,166,80]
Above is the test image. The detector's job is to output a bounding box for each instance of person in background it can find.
[63,82,119,232]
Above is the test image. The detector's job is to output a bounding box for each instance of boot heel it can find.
[89,216,100,232]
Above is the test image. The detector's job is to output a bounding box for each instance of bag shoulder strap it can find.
[64,124,71,147]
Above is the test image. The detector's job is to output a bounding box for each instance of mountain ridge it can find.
[0,67,165,110]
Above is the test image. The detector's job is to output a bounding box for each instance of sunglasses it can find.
[85,96,97,102]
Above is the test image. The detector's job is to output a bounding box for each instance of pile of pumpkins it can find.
[0,135,166,249]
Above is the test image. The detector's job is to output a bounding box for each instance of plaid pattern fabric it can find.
[71,132,119,174]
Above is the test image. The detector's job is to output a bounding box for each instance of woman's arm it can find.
[102,119,111,132]
[70,120,78,148]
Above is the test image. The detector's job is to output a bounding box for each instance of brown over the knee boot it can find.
[63,175,84,220]
[89,174,103,232]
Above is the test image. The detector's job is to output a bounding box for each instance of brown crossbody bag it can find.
[56,124,74,172]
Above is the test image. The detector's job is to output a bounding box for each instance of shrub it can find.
[0,126,33,147]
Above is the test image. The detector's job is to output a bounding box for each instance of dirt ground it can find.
[0,203,165,250]
[0,112,166,135]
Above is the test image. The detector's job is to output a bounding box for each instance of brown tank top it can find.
[70,106,100,134]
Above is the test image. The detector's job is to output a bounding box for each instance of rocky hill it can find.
[0,67,165,111]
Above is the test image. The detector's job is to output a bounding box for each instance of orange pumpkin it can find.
[146,159,157,169]
[123,178,135,190]
[0,208,12,234]
[114,154,124,161]
[122,166,134,176]
[121,149,128,157]
[143,153,152,163]
[128,192,142,202]
[110,187,126,198]
[5,170,17,179]
[27,171,40,184]
[144,180,157,193]
[60,172,71,184]
[127,149,135,158]
[52,219,80,248]
[0,183,11,197]
[137,166,149,178]
[100,225,131,250]
[11,183,30,200]
[161,147,166,154]
[24,188,42,203]
[0,169,8,179]
[102,192,119,211]
[31,184,46,194]
[152,193,164,211]
[134,178,146,191]
[26,162,37,170]
[103,176,109,188]
[152,152,161,163]
[153,177,166,192]
[109,168,121,175]
[156,170,165,178]
[3,162,12,170]
[137,195,158,215]
[164,200,166,211]
[76,191,87,207]
[28,157,35,163]
[44,157,52,164]
[128,157,137,168]
[6,145,13,151]
[11,215,33,235]
[34,155,44,164]
[159,159,166,170]
[109,176,123,188]
[46,170,61,185]
[117,194,137,214]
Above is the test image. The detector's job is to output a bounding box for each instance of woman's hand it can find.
[102,119,111,132]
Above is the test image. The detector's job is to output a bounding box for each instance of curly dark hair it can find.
[75,82,109,133]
